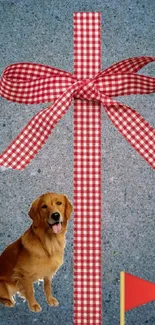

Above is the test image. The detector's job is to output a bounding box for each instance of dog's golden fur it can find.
[0,193,72,312]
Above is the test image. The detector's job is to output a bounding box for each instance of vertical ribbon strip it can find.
[74,13,102,325]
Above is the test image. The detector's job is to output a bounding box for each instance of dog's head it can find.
[28,193,73,234]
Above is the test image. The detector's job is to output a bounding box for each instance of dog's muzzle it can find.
[47,212,62,234]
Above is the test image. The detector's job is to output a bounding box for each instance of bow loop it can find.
[99,56,155,76]
[0,62,75,104]
[95,73,155,97]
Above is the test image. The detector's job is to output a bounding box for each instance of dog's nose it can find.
[51,212,60,222]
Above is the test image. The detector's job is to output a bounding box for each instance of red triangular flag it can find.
[120,272,155,325]
[125,272,155,311]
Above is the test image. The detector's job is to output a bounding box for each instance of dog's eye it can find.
[42,204,47,209]
[56,201,62,205]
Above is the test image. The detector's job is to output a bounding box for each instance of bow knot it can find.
[73,78,98,101]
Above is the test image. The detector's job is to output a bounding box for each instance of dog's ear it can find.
[28,198,40,227]
[64,195,73,220]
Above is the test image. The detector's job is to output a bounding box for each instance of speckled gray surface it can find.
[0,0,155,324]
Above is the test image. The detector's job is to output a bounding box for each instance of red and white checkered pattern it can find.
[0,55,155,169]
[0,12,155,325]
[73,12,102,325]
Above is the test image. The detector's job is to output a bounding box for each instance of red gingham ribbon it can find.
[0,57,155,170]
[0,12,155,325]
[73,13,102,325]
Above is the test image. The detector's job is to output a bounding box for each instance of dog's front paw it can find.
[29,303,42,312]
[0,298,15,308]
[47,296,59,306]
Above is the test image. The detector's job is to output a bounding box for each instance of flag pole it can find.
[120,271,125,325]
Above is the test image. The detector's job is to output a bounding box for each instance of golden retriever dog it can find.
[0,192,72,312]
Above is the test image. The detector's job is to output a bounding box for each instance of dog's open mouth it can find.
[47,222,62,234]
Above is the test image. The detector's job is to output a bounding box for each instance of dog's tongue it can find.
[52,223,62,234]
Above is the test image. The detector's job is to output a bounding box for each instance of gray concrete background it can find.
[0,0,155,324]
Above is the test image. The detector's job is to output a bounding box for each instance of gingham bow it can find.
[0,56,155,170]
